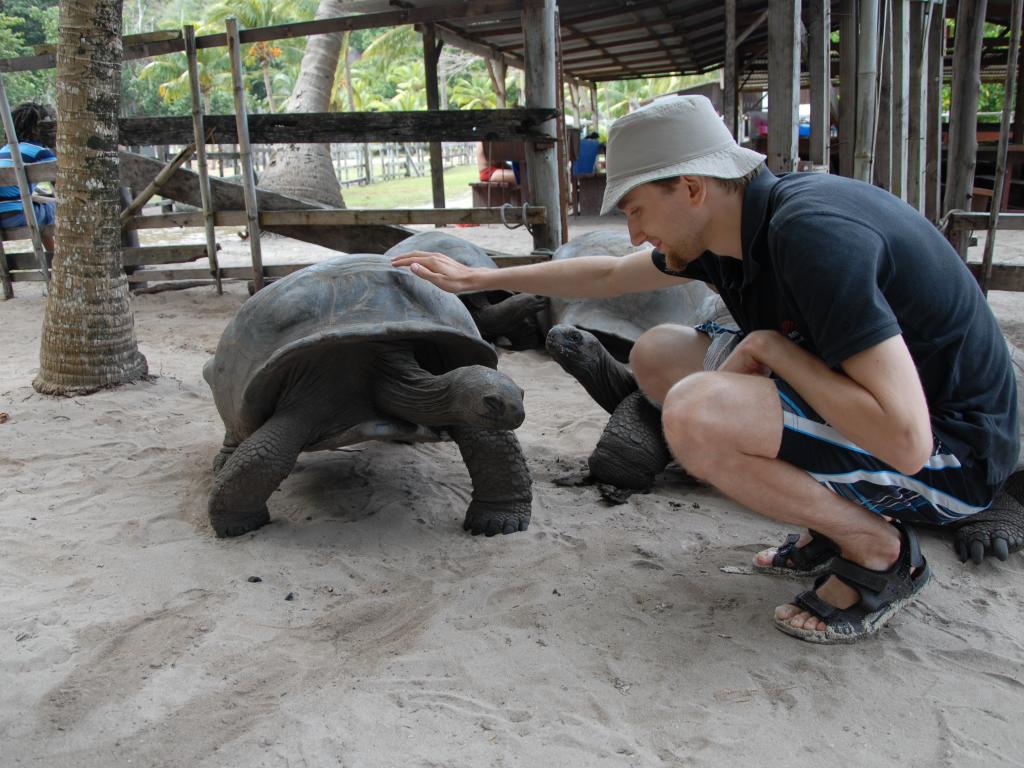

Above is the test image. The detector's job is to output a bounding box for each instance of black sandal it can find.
[774,522,930,645]
[753,529,839,577]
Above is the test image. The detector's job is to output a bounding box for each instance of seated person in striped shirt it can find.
[1,102,56,251]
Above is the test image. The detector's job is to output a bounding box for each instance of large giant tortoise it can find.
[204,255,532,538]
[384,231,547,349]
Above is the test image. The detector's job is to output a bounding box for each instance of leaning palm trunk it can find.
[34,0,147,395]
[256,0,347,207]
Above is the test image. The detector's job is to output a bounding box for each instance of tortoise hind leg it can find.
[949,470,1024,562]
[450,426,532,536]
[208,412,309,537]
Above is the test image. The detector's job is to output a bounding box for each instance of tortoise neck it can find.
[373,345,460,426]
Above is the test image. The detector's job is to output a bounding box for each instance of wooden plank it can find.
[119,142,196,223]
[422,24,446,214]
[5,244,208,270]
[805,0,831,168]
[967,262,1024,292]
[980,0,1024,294]
[118,151,411,253]
[185,24,221,294]
[1,223,55,241]
[838,0,857,178]
[36,109,560,148]
[924,0,946,223]
[0,1,527,74]
[906,0,928,211]
[766,0,800,173]
[522,0,561,253]
[724,0,738,138]
[854,0,879,182]
[124,207,547,228]
[0,163,56,185]
[0,75,47,281]
[947,212,1024,231]
[226,18,264,291]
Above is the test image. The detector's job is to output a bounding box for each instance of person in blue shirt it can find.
[0,101,56,251]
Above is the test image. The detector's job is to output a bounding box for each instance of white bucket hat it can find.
[600,95,766,215]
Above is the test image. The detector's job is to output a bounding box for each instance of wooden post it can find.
[767,0,801,173]
[906,0,929,211]
[422,24,446,219]
[522,0,562,253]
[554,8,569,242]
[724,0,738,138]
[924,0,946,223]
[889,0,910,198]
[805,0,831,168]
[225,17,264,291]
[590,82,599,131]
[1015,27,1024,146]
[0,238,12,300]
[184,25,221,294]
[0,75,48,283]
[839,0,858,177]
[854,0,879,182]
[875,4,892,190]
[980,0,1024,293]
[943,0,987,240]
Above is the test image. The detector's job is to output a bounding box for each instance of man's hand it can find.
[390,250,484,294]
[718,330,780,377]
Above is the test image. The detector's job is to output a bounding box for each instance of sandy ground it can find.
[2,215,1024,767]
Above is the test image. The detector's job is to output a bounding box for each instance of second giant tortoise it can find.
[204,255,532,538]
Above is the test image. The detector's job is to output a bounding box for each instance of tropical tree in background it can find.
[138,37,233,113]
[35,0,147,395]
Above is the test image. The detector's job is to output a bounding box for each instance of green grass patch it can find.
[341,164,478,208]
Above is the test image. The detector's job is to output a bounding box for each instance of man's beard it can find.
[663,237,702,272]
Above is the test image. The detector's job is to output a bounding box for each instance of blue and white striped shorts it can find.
[774,378,995,525]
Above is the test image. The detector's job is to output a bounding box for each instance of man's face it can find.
[619,180,706,271]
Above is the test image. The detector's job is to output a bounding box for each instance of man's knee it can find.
[661,372,730,477]
[630,324,709,400]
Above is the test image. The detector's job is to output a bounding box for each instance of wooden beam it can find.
[422,24,446,216]
[118,141,196,224]
[839,0,857,177]
[767,0,801,173]
[35,109,559,148]
[737,9,769,47]
[980,0,1024,294]
[522,0,562,253]
[0,163,56,185]
[875,4,892,190]
[805,0,831,167]
[124,207,548,229]
[854,0,880,182]
[226,17,264,291]
[184,25,221,294]
[0,1,527,74]
[724,0,738,138]
[924,0,946,223]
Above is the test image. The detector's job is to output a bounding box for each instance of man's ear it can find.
[680,175,708,206]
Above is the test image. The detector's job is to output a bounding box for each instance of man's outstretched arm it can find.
[389,247,688,299]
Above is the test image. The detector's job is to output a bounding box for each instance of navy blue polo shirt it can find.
[653,168,1019,487]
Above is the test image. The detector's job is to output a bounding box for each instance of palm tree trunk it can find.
[261,59,276,113]
[35,0,147,395]
[256,0,347,207]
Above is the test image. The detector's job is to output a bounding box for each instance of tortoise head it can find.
[444,365,525,430]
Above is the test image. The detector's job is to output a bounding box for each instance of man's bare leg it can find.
[630,324,710,404]
[660,371,903,632]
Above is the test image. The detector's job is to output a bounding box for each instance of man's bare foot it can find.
[754,531,813,568]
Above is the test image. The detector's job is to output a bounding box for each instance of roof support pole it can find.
[805,0,831,167]
[767,0,801,173]
[422,23,446,218]
[724,0,738,138]
[924,0,946,223]
[522,0,561,253]
[839,0,858,177]
[853,0,879,182]
[943,0,987,257]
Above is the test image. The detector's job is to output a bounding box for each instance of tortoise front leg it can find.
[212,431,239,474]
[450,426,532,536]
[588,390,671,490]
[208,412,309,537]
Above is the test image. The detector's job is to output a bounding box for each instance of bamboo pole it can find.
[875,1,892,190]
[924,0,946,223]
[119,142,196,224]
[853,0,879,182]
[980,0,1024,294]
[839,0,858,177]
[906,0,928,211]
[422,23,446,219]
[225,17,264,291]
[184,24,221,294]
[806,0,831,168]
[890,0,909,198]
[0,75,48,283]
